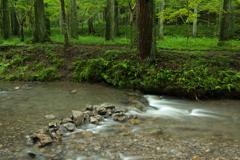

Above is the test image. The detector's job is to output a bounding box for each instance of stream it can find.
[0,82,240,160]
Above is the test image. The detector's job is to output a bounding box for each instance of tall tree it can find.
[128,1,136,48]
[2,0,10,39]
[192,1,198,37]
[136,0,156,61]
[33,0,51,43]
[60,0,69,45]
[105,0,115,41]
[10,0,36,42]
[70,0,78,38]
[11,0,19,36]
[158,0,165,40]
[219,0,232,44]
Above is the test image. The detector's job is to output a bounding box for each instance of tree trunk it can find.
[88,17,95,35]
[60,0,69,46]
[59,9,63,34]
[136,0,156,61]
[158,0,165,40]
[11,5,19,35]
[45,3,51,36]
[219,0,232,44]
[105,0,115,41]
[3,0,10,39]
[129,3,136,48]
[115,1,119,36]
[33,0,51,43]
[70,0,78,39]
[192,3,198,37]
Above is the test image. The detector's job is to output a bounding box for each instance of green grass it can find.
[157,36,240,51]
[50,34,130,45]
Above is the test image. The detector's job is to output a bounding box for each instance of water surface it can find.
[0,82,240,159]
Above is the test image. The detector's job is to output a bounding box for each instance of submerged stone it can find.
[33,134,53,147]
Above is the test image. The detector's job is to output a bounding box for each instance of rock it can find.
[33,134,53,147]
[49,120,61,128]
[28,148,42,158]
[82,132,93,138]
[56,125,68,136]
[45,115,56,120]
[37,126,49,134]
[89,114,103,124]
[63,122,76,131]
[62,117,73,123]
[117,116,127,122]
[103,104,116,110]
[119,108,128,113]
[70,89,77,94]
[72,110,84,126]
[129,119,141,125]
[85,105,94,111]
[96,107,107,115]
[50,132,62,143]
[89,116,98,124]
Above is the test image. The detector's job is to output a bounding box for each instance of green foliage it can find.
[73,58,109,82]
[46,52,64,68]
[33,67,60,81]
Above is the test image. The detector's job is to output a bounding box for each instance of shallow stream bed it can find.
[0,82,240,160]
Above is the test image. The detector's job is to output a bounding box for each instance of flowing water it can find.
[0,82,240,159]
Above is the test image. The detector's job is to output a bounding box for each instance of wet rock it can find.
[27,148,42,158]
[49,120,61,128]
[117,116,127,122]
[70,89,77,94]
[96,107,107,115]
[85,105,94,111]
[82,132,93,138]
[72,110,84,126]
[129,119,141,125]
[45,115,56,120]
[32,134,53,147]
[90,115,103,124]
[63,122,76,131]
[62,117,73,123]
[56,125,68,136]
[50,132,62,143]
[37,126,49,134]
[115,108,128,113]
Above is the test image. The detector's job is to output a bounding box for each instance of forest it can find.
[1,0,240,99]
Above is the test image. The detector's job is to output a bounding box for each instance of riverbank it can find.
[0,82,240,159]
[0,44,240,99]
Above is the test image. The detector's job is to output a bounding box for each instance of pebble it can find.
[45,115,56,119]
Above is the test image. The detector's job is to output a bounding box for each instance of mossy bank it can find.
[1,44,240,99]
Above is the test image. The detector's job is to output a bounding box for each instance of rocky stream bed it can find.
[0,82,240,160]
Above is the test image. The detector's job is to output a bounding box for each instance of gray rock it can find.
[72,110,84,126]
[45,115,56,120]
[63,123,76,131]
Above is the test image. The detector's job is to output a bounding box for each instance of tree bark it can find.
[219,0,232,43]
[136,0,156,61]
[70,0,78,39]
[105,0,115,41]
[129,2,136,48]
[3,0,10,39]
[60,0,69,46]
[11,4,19,36]
[192,3,198,37]
[88,17,95,35]
[33,0,51,43]
[158,0,165,40]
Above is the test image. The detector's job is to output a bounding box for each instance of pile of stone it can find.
[28,104,138,147]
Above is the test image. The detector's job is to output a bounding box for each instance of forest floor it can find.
[1,44,240,99]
